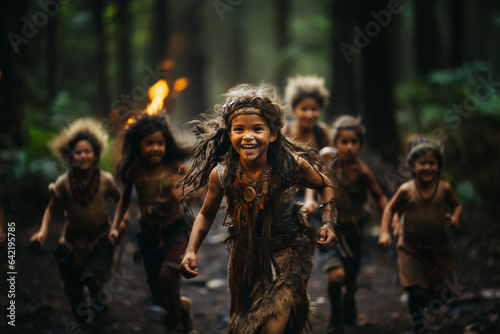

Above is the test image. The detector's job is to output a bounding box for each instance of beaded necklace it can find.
[238,161,272,202]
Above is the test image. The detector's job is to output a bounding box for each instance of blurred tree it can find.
[171,0,205,119]
[92,0,110,116]
[449,0,464,68]
[0,0,27,148]
[150,0,170,65]
[330,0,358,117]
[117,0,132,95]
[274,0,289,91]
[415,0,443,75]
[359,0,399,162]
[47,12,57,101]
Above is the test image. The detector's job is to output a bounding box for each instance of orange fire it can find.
[174,77,189,92]
[146,80,169,115]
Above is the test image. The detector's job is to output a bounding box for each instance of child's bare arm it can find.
[303,187,318,218]
[109,173,134,245]
[30,197,60,246]
[444,182,462,228]
[363,163,389,212]
[378,185,407,248]
[180,168,224,279]
[295,157,338,249]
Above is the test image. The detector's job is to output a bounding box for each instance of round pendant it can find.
[244,186,256,202]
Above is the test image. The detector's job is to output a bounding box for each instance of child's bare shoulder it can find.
[319,146,337,161]
[397,180,415,194]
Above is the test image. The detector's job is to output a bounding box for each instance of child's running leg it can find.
[326,267,345,331]
[159,266,184,331]
[406,285,429,333]
[343,275,357,325]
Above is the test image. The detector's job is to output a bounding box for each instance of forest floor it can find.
[0,206,499,334]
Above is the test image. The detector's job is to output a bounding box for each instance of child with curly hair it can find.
[109,110,196,333]
[378,136,462,333]
[30,118,123,325]
[179,83,339,334]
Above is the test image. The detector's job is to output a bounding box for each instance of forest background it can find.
[1,0,499,225]
[1,0,500,333]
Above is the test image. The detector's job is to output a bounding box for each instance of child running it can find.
[109,110,196,333]
[179,83,339,334]
[284,75,332,218]
[30,118,122,325]
[378,136,462,334]
[319,115,390,333]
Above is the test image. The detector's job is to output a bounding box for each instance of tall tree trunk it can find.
[172,1,205,120]
[47,14,57,102]
[151,0,170,65]
[449,0,464,68]
[415,0,443,75]
[330,0,358,119]
[93,0,109,116]
[117,0,132,95]
[0,1,28,148]
[359,0,399,162]
[274,0,289,91]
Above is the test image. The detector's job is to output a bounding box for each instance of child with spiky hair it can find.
[179,83,339,334]
[284,75,331,150]
[30,118,123,325]
[284,75,332,218]
[379,136,462,334]
[109,111,196,333]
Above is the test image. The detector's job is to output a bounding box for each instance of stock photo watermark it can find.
[384,74,500,192]
[212,0,243,22]
[64,268,135,333]
[7,0,70,54]
[403,279,467,334]
[340,0,404,64]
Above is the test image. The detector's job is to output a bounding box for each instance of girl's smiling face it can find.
[72,140,97,170]
[229,114,276,165]
[413,151,439,183]
[140,130,166,165]
[293,97,321,130]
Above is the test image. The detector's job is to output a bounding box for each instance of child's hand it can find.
[179,252,199,279]
[303,200,318,218]
[30,230,47,246]
[378,231,392,249]
[119,219,129,235]
[108,228,120,246]
[317,224,338,252]
[446,214,460,229]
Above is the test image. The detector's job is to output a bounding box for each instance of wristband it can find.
[321,224,335,233]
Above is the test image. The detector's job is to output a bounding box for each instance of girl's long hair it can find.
[180,83,331,197]
[116,112,190,184]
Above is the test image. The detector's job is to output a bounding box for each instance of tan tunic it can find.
[49,170,119,251]
[134,174,182,226]
[397,179,454,291]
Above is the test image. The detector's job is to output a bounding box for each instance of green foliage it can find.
[394,62,500,216]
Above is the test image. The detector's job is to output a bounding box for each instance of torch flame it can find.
[146,80,169,115]
[174,77,189,92]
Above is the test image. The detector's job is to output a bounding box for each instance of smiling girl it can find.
[179,83,339,334]
[109,112,195,333]
[378,136,462,333]
[30,118,122,325]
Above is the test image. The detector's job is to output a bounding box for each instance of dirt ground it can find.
[0,207,499,334]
